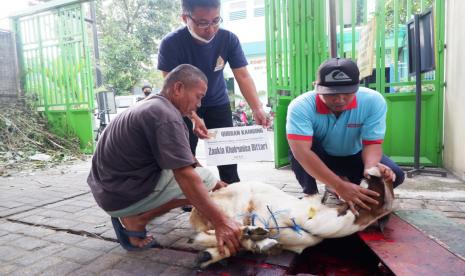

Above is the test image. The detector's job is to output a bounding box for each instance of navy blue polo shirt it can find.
[158,26,248,107]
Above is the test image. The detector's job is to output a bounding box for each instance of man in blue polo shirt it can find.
[158,0,269,184]
[286,58,404,213]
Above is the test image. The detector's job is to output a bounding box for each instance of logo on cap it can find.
[325,70,353,82]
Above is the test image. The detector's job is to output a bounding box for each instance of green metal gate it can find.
[266,0,445,168]
[11,0,95,153]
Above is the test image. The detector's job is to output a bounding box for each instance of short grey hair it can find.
[163,64,208,91]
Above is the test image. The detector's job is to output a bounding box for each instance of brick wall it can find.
[0,30,19,105]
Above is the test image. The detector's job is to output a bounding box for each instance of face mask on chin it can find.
[187,25,216,44]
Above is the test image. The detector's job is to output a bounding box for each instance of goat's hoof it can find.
[244,226,269,241]
[196,251,212,266]
[259,239,279,253]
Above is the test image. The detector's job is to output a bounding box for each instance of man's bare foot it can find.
[120,216,154,248]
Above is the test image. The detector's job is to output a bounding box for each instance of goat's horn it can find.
[366,167,381,177]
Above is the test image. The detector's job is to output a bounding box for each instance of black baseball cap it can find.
[315,58,360,94]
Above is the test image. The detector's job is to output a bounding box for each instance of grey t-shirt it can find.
[87,95,195,211]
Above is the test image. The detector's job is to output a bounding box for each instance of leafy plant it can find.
[96,0,180,94]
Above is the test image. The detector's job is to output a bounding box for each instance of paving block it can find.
[8,236,50,250]
[58,247,104,264]
[0,221,28,232]
[8,256,62,276]
[7,209,41,220]
[41,260,81,275]
[0,200,24,208]
[43,232,87,245]
[0,233,23,245]
[78,253,125,273]
[13,244,67,266]
[42,218,80,229]
[149,248,198,268]
[49,204,87,213]
[15,224,56,238]
[98,269,134,276]
[20,215,48,225]
[0,245,28,262]
[75,238,119,252]
[40,209,72,219]
[112,257,169,275]
[0,264,21,275]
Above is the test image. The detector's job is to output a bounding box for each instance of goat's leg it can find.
[193,230,217,248]
[196,226,278,268]
[197,246,232,268]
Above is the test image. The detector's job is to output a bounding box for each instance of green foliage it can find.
[384,0,434,35]
[97,0,181,94]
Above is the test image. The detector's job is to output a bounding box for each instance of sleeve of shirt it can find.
[286,98,314,141]
[227,32,248,69]
[157,36,180,72]
[145,120,195,170]
[361,93,387,145]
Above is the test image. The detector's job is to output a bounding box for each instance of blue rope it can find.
[236,206,311,237]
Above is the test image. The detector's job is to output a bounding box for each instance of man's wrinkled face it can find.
[183,7,221,42]
[173,80,207,116]
[319,92,356,113]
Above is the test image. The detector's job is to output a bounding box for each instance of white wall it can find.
[221,0,268,107]
[221,0,265,44]
[444,0,465,180]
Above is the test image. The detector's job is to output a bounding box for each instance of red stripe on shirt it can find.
[287,134,313,141]
[363,139,383,145]
[316,94,358,114]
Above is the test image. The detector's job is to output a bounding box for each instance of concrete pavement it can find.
[1,135,465,275]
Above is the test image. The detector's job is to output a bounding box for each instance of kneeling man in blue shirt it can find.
[286,58,405,214]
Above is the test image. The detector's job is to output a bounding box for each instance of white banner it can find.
[357,17,376,79]
[204,125,272,166]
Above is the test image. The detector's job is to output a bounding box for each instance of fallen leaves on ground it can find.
[0,104,86,176]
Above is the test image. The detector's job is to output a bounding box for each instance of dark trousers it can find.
[184,103,240,184]
[289,142,405,195]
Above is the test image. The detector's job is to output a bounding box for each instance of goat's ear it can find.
[360,179,369,189]
[366,167,381,178]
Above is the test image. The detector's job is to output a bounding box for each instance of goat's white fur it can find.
[190,167,394,268]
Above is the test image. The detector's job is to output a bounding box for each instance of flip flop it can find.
[111,217,160,251]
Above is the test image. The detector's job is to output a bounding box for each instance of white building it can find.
[221,0,268,106]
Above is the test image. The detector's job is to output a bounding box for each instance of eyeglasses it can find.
[187,14,223,29]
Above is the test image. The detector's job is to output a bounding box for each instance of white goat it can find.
[190,167,395,268]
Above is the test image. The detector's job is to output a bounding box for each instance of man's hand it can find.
[334,181,379,216]
[212,181,228,191]
[174,166,241,256]
[252,107,270,128]
[365,163,396,183]
[214,218,242,256]
[192,116,209,139]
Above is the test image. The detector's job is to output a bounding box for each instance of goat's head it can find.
[355,167,395,227]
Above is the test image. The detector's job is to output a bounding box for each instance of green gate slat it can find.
[266,0,445,168]
[12,1,95,153]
